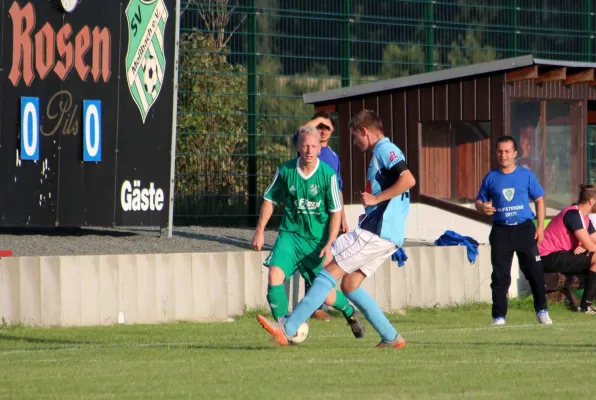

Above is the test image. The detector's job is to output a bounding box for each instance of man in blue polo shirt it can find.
[475,135,552,325]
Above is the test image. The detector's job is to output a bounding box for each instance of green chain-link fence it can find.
[174,0,596,226]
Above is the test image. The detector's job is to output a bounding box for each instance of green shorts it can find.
[263,230,325,285]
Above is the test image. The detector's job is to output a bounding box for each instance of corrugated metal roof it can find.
[303,55,596,105]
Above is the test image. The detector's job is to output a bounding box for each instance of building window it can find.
[420,122,491,207]
[510,99,580,212]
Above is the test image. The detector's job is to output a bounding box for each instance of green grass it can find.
[1,298,594,399]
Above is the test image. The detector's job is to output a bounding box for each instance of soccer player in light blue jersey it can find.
[257,109,416,348]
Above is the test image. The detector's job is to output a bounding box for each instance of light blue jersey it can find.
[359,137,410,246]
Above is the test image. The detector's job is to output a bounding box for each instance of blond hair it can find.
[296,125,321,147]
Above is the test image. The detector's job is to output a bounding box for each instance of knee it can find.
[590,256,596,273]
[324,290,336,306]
[340,275,360,293]
[268,267,286,286]
[491,273,511,286]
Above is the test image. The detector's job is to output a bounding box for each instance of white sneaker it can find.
[491,317,506,326]
[536,310,553,325]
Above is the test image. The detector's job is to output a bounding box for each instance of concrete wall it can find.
[344,204,492,243]
[0,244,530,327]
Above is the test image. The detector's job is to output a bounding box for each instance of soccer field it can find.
[1,299,593,399]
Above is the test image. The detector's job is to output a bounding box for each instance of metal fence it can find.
[174,0,596,226]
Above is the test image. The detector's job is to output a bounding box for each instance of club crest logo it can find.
[502,188,515,202]
[125,0,169,123]
[309,184,318,196]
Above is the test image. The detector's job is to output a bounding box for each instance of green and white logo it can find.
[502,188,515,202]
[125,0,168,123]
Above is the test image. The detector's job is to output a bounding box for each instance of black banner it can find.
[0,0,177,227]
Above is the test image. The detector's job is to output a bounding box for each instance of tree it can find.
[380,44,438,79]
[175,1,255,224]
[446,32,497,67]
[176,31,251,223]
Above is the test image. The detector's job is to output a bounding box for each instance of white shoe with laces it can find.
[536,310,553,325]
[491,317,506,326]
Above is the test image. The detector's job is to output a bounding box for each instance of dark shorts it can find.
[542,250,593,275]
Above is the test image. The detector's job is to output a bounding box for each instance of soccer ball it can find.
[278,315,309,344]
[289,322,309,345]
[142,54,159,96]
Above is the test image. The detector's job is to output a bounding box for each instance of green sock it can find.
[333,289,354,318]
[267,284,288,321]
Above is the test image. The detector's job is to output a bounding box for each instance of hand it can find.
[340,218,349,234]
[251,231,265,251]
[302,117,328,129]
[319,244,333,267]
[479,201,496,216]
[574,245,587,255]
[361,192,380,207]
[534,227,544,245]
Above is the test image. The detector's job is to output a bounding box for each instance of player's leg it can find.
[300,258,365,338]
[581,252,596,313]
[514,222,550,324]
[263,232,298,321]
[283,261,348,337]
[341,270,405,348]
[257,229,391,345]
[256,261,345,346]
[489,226,515,324]
[305,277,333,321]
[544,250,596,313]
[300,238,356,319]
[336,233,403,348]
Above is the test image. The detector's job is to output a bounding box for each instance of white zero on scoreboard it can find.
[20,97,39,161]
[83,100,102,162]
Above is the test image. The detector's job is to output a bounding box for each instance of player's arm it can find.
[320,174,343,264]
[252,201,275,251]
[564,211,596,252]
[528,172,546,243]
[371,168,415,204]
[534,196,545,235]
[335,158,349,233]
[589,221,596,245]
[325,174,343,245]
[339,192,348,233]
[361,150,415,206]
[475,175,496,215]
[252,169,286,251]
[301,116,329,130]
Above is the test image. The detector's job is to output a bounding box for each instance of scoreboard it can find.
[0,0,178,227]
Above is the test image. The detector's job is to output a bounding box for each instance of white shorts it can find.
[331,228,397,276]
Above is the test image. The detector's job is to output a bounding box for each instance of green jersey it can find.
[264,158,342,241]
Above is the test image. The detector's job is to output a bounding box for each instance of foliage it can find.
[380,44,437,79]
[176,32,247,194]
[446,31,498,67]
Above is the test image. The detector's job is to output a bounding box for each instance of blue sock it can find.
[346,287,397,341]
[284,270,336,336]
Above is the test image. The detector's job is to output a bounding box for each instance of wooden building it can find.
[304,55,595,221]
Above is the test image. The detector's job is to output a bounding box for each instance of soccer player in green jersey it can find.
[251,126,365,338]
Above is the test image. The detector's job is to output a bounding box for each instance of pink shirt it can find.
[539,205,591,256]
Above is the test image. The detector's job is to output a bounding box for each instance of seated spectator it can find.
[539,184,596,314]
